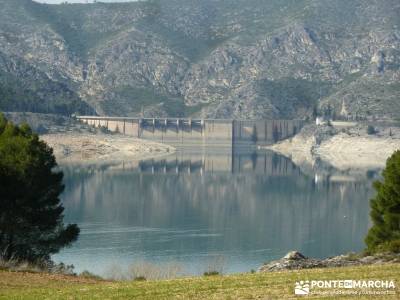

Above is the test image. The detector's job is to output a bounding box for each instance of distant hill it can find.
[0,0,399,119]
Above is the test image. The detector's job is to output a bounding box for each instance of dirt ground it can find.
[41,133,175,164]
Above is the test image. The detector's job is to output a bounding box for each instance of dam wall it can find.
[77,116,304,147]
[233,119,302,145]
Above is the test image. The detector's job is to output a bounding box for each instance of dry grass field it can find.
[1,264,399,299]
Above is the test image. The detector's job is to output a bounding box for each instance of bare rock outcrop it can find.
[0,0,399,119]
[258,251,400,272]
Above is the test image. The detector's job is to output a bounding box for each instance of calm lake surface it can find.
[53,150,375,276]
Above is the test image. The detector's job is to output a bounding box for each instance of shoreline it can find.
[41,132,175,165]
[266,123,400,171]
[258,251,400,273]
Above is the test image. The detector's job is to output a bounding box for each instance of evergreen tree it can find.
[251,125,258,143]
[0,114,79,262]
[365,150,400,253]
[367,125,376,135]
[312,105,319,120]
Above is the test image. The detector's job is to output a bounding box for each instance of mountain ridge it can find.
[0,0,399,119]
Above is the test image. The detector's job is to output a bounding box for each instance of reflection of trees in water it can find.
[272,152,280,172]
[60,152,374,258]
[250,152,258,170]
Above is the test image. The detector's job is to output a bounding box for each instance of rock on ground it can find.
[258,251,400,272]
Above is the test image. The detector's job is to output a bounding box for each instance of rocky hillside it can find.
[0,0,399,119]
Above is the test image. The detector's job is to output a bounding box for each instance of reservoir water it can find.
[53,150,375,277]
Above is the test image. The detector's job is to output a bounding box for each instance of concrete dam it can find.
[77,116,304,147]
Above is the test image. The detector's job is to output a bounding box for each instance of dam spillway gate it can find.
[76,116,304,147]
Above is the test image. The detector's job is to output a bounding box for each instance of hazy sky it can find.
[34,0,138,3]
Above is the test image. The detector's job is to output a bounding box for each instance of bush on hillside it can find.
[367,125,376,135]
[365,150,400,253]
[0,113,79,263]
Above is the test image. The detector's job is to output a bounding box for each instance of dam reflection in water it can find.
[54,150,373,276]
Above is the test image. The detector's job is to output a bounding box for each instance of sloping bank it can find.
[41,133,175,165]
[266,123,400,171]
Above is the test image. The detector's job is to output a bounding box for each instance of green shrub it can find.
[79,271,103,280]
[203,271,220,276]
[0,113,79,262]
[134,276,147,281]
[367,125,376,135]
[98,125,111,134]
[346,252,362,261]
[365,150,400,253]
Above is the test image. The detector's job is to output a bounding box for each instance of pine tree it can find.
[251,125,258,143]
[312,105,318,120]
[365,150,400,253]
[0,114,79,262]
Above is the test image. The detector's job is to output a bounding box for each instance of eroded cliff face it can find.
[0,0,399,118]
